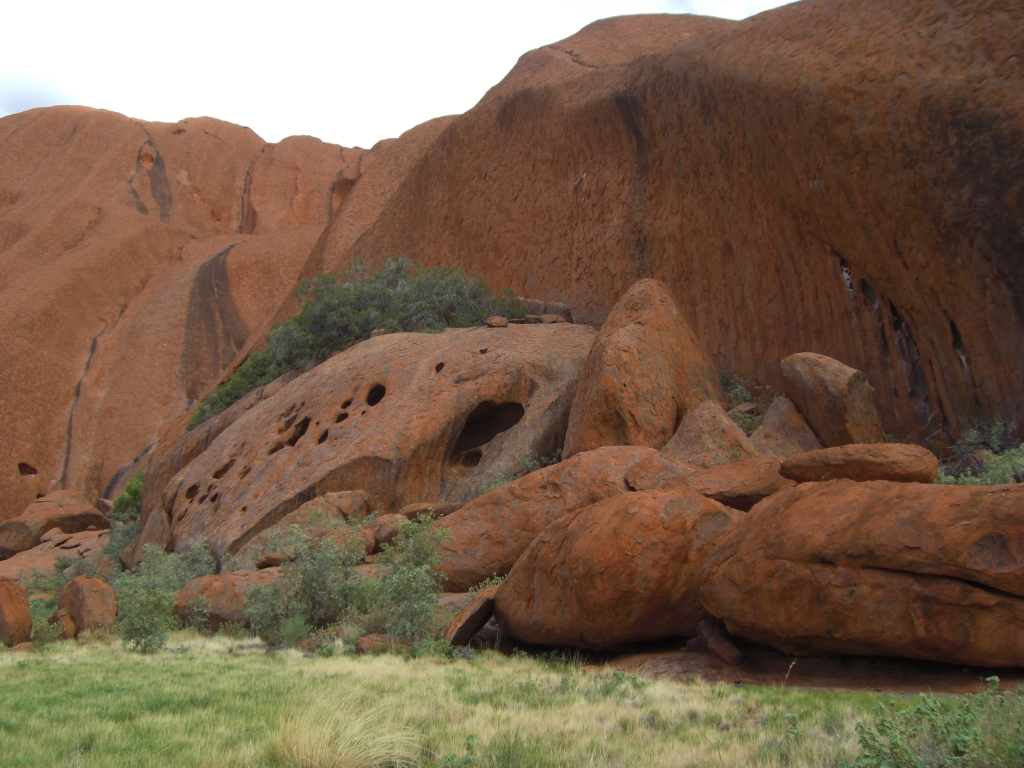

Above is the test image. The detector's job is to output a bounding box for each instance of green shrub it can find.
[480,449,562,495]
[109,471,145,523]
[29,596,62,647]
[372,515,452,642]
[849,678,1024,767]
[189,258,526,428]
[113,539,216,652]
[102,519,140,567]
[469,574,505,594]
[245,525,367,646]
[935,422,1024,485]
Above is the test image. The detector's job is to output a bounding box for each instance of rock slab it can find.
[0,492,109,558]
[445,585,500,646]
[780,443,938,483]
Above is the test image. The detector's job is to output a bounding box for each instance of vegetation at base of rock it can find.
[720,370,777,433]
[28,596,62,647]
[480,449,563,495]
[188,258,526,428]
[850,679,1024,767]
[0,633,901,767]
[246,514,451,646]
[113,540,217,652]
[935,423,1024,486]
[469,574,505,594]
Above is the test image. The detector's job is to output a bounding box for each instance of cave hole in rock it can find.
[36,493,44,499]
[198,494,209,504]
[450,401,525,464]
[317,429,329,444]
[367,384,386,406]
[286,417,311,447]
[17,463,37,476]
[335,412,349,424]
[268,442,285,456]
[209,493,220,504]
[435,362,445,373]
[185,484,200,500]
[342,398,353,409]
[239,467,251,480]
[213,459,235,480]
[479,348,488,354]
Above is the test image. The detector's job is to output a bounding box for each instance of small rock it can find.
[698,619,744,666]
[0,491,109,558]
[780,443,939,483]
[256,551,288,569]
[366,513,408,553]
[749,396,823,458]
[486,316,508,328]
[445,585,499,646]
[355,633,413,654]
[780,353,884,447]
[662,401,760,468]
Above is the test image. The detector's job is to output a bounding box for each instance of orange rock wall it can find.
[324,3,1024,446]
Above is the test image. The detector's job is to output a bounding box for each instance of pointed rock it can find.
[662,402,760,469]
[749,397,823,458]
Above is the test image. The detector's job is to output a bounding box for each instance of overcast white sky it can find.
[1,0,793,148]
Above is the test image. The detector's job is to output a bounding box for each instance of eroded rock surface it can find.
[701,481,1024,666]
[437,445,656,591]
[0,529,109,582]
[494,489,739,650]
[563,279,723,457]
[167,324,594,561]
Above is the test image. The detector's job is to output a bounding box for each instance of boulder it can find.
[0,530,109,582]
[167,323,595,561]
[322,491,371,521]
[564,280,725,458]
[486,316,508,328]
[624,454,695,492]
[686,458,795,511]
[50,609,76,639]
[494,489,740,650]
[256,552,287,569]
[398,502,462,520]
[701,481,1024,666]
[173,569,283,631]
[661,401,760,469]
[445,585,500,646]
[354,634,413,654]
[0,578,32,646]
[437,592,475,612]
[0,492,109,558]
[54,576,117,637]
[779,354,885,447]
[780,443,939,483]
[437,445,657,591]
[749,397,823,458]
[365,514,408,553]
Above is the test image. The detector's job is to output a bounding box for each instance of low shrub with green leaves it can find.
[935,422,1024,486]
[108,471,145,523]
[245,524,367,646]
[719,370,778,434]
[189,257,526,428]
[849,678,1024,767]
[480,448,562,495]
[113,539,217,652]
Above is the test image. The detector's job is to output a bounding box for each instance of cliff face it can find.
[319,2,1024,445]
[3,0,1023,520]
[0,108,374,520]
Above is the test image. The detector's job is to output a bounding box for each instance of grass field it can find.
[0,632,900,768]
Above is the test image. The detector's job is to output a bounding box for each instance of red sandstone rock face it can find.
[494,489,740,650]
[317,2,1024,449]
[0,491,108,558]
[0,107,372,522]
[780,444,939,484]
[54,575,117,636]
[166,324,594,561]
[563,279,724,458]
[436,445,656,592]
[0,578,32,645]
[779,354,885,447]
[701,481,1024,666]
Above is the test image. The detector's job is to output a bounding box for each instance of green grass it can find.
[0,632,899,768]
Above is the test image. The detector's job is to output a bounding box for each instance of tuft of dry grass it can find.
[271,688,420,768]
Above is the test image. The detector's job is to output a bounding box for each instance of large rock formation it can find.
[0,107,377,521]
[436,445,656,591]
[494,488,739,650]
[563,279,723,457]
[701,481,1024,667]
[311,2,1024,448]
[165,324,594,561]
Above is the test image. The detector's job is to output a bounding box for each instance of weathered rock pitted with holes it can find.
[166,324,594,560]
[564,279,725,458]
[494,489,740,650]
[701,481,1024,666]
[437,445,656,591]
[0,529,110,582]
